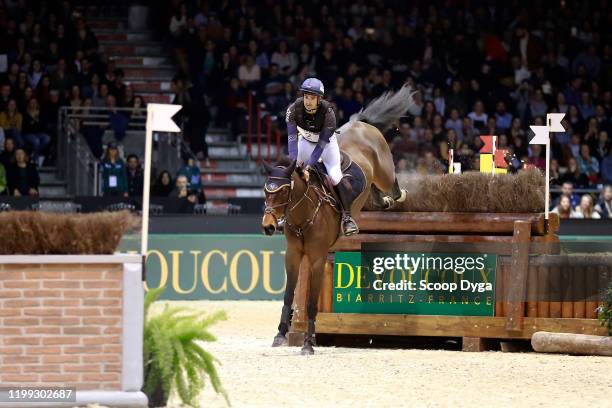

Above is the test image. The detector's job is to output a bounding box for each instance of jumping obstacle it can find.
[288,212,610,351]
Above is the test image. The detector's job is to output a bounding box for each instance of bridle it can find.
[263,173,324,237]
[263,176,293,225]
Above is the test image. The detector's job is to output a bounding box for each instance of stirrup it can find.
[341,215,359,236]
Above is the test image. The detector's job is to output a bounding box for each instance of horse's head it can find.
[261,159,297,236]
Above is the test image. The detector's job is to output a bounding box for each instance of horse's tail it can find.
[349,85,417,133]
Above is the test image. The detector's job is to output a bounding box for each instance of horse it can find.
[261,85,415,355]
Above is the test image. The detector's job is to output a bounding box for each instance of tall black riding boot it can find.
[335,177,359,236]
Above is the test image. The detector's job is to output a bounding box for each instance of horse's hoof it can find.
[382,196,394,209]
[300,344,314,355]
[397,189,408,203]
[272,334,287,347]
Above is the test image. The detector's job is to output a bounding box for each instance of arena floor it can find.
[153,301,611,408]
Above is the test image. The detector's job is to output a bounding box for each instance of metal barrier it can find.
[246,91,282,163]
[58,106,192,196]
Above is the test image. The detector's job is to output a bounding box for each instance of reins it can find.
[264,173,337,238]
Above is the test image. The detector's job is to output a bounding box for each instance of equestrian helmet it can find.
[300,77,325,97]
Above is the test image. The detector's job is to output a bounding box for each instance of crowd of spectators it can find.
[1,1,611,219]
[0,2,205,202]
[0,1,158,197]
[160,0,612,218]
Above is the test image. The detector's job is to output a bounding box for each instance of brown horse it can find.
[261,86,414,354]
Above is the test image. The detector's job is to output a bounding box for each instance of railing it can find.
[246,91,282,163]
[58,106,190,196]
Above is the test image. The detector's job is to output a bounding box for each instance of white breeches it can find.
[297,134,343,185]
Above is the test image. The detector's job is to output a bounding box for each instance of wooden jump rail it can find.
[288,212,610,351]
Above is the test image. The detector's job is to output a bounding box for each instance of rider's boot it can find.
[335,176,359,236]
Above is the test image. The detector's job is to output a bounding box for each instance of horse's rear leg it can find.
[301,254,326,355]
[370,184,388,210]
[272,248,301,347]
[391,178,407,203]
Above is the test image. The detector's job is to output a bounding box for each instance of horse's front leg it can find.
[272,247,302,347]
[301,254,326,355]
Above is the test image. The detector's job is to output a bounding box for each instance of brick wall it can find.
[0,263,123,390]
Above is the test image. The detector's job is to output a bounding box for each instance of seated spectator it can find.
[100,143,128,197]
[7,148,39,196]
[444,108,463,141]
[572,194,601,219]
[0,99,23,147]
[528,144,546,170]
[271,41,298,77]
[172,174,197,213]
[529,89,548,118]
[22,98,50,165]
[152,170,173,197]
[69,85,83,109]
[595,185,612,218]
[554,181,580,209]
[126,154,144,198]
[576,144,600,185]
[177,158,202,191]
[238,55,261,87]
[551,195,576,219]
[495,101,513,131]
[560,157,589,188]
[0,138,16,169]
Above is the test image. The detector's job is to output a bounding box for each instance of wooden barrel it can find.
[549,265,562,318]
[527,264,538,317]
[585,265,598,319]
[572,265,586,319]
[561,264,573,318]
[537,265,550,317]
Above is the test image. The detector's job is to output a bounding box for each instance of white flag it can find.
[547,113,565,132]
[529,113,566,145]
[148,103,182,132]
[529,125,549,145]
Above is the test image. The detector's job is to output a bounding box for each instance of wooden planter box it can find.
[0,255,147,407]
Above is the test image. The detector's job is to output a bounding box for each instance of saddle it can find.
[310,151,363,209]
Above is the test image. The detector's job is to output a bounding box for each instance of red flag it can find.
[494,149,508,168]
[480,136,495,153]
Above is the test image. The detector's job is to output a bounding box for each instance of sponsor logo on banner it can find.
[334,251,497,316]
[120,235,287,300]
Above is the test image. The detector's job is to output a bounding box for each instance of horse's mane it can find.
[348,84,417,133]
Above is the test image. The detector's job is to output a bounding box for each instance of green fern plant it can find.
[597,282,612,336]
[143,287,229,407]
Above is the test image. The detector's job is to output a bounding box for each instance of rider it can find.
[285,77,358,235]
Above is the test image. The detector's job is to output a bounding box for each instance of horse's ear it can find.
[262,161,273,174]
[287,160,297,174]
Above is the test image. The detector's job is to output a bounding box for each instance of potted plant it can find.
[143,287,229,407]
[597,282,612,336]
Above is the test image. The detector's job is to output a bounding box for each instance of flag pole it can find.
[545,137,550,221]
[140,103,182,280]
[141,106,154,257]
